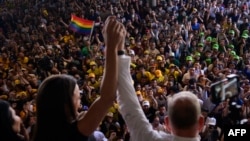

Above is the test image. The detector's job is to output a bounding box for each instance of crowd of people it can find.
[0,0,250,141]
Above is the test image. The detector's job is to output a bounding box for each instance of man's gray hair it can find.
[167,91,201,129]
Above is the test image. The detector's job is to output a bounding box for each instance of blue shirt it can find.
[192,23,200,31]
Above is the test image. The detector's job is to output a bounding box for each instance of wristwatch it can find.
[117,50,125,56]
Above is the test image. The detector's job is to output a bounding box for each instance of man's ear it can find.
[198,115,205,132]
[164,116,172,133]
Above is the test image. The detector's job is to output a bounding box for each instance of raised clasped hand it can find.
[102,16,126,50]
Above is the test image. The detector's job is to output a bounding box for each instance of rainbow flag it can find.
[69,15,94,35]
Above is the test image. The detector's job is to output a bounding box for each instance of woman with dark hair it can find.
[0,99,29,141]
[32,16,127,141]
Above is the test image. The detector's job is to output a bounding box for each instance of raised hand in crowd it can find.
[31,16,123,141]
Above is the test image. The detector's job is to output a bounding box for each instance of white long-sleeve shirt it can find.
[117,55,200,141]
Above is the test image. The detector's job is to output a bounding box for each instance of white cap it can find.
[129,50,135,55]
[142,100,150,107]
[169,52,175,57]
[206,117,216,126]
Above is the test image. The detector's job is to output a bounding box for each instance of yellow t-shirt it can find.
[17,57,29,68]
[16,91,27,99]
[0,57,10,70]
[108,103,119,120]
[165,69,180,80]
[136,71,151,82]
[88,80,100,90]
[155,76,165,84]
[89,95,100,104]
[87,68,101,77]
[62,35,75,43]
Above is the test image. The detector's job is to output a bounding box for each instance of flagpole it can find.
[87,21,95,58]
[88,21,95,42]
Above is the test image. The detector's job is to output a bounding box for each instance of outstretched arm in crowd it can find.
[74,1,85,10]
[116,34,172,141]
[59,17,69,28]
[95,33,103,46]
[77,16,124,136]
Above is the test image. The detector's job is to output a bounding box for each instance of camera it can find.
[210,74,240,105]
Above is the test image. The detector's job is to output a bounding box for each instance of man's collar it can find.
[173,135,201,141]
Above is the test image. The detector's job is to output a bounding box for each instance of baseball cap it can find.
[193,8,197,13]
[142,100,150,107]
[198,43,204,47]
[15,79,21,85]
[233,55,240,60]
[230,51,236,56]
[229,30,235,35]
[129,50,135,55]
[156,56,163,61]
[169,52,175,57]
[206,117,216,126]
[228,44,234,49]
[199,32,204,36]
[212,44,219,50]
[155,70,162,77]
[169,64,176,68]
[90,61,97,66]
[195,52,201,57]
[242,33,249,38]
[130,63,137,68]
[205,58,211,63]
[206,36,212,42]
[129,37,135,40]
[243,29,249,34]
[211,38,217,43]
[144,50,149,54]
[89,73,95,78]
[186,56,193,61]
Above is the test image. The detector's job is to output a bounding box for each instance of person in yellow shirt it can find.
[87,73,100,90]
[154,69,165,85]
[155,55,164,69]
[165,64,182,81]
[148,65,156,81]
[0,52,10,71]
[136,65,151,84]
[222,18,233,31]
[60,30,75,43]
[17,52,29,68]
[25,84,37,99]
[95,57,104,77]
[88,88,100,105]
[136,90,145,103]
[129,37,136,49]
[135,84,147,100]
[87,61,102,79]
[108,101,119,121]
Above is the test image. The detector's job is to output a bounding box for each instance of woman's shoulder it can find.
[70,121,89,141]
